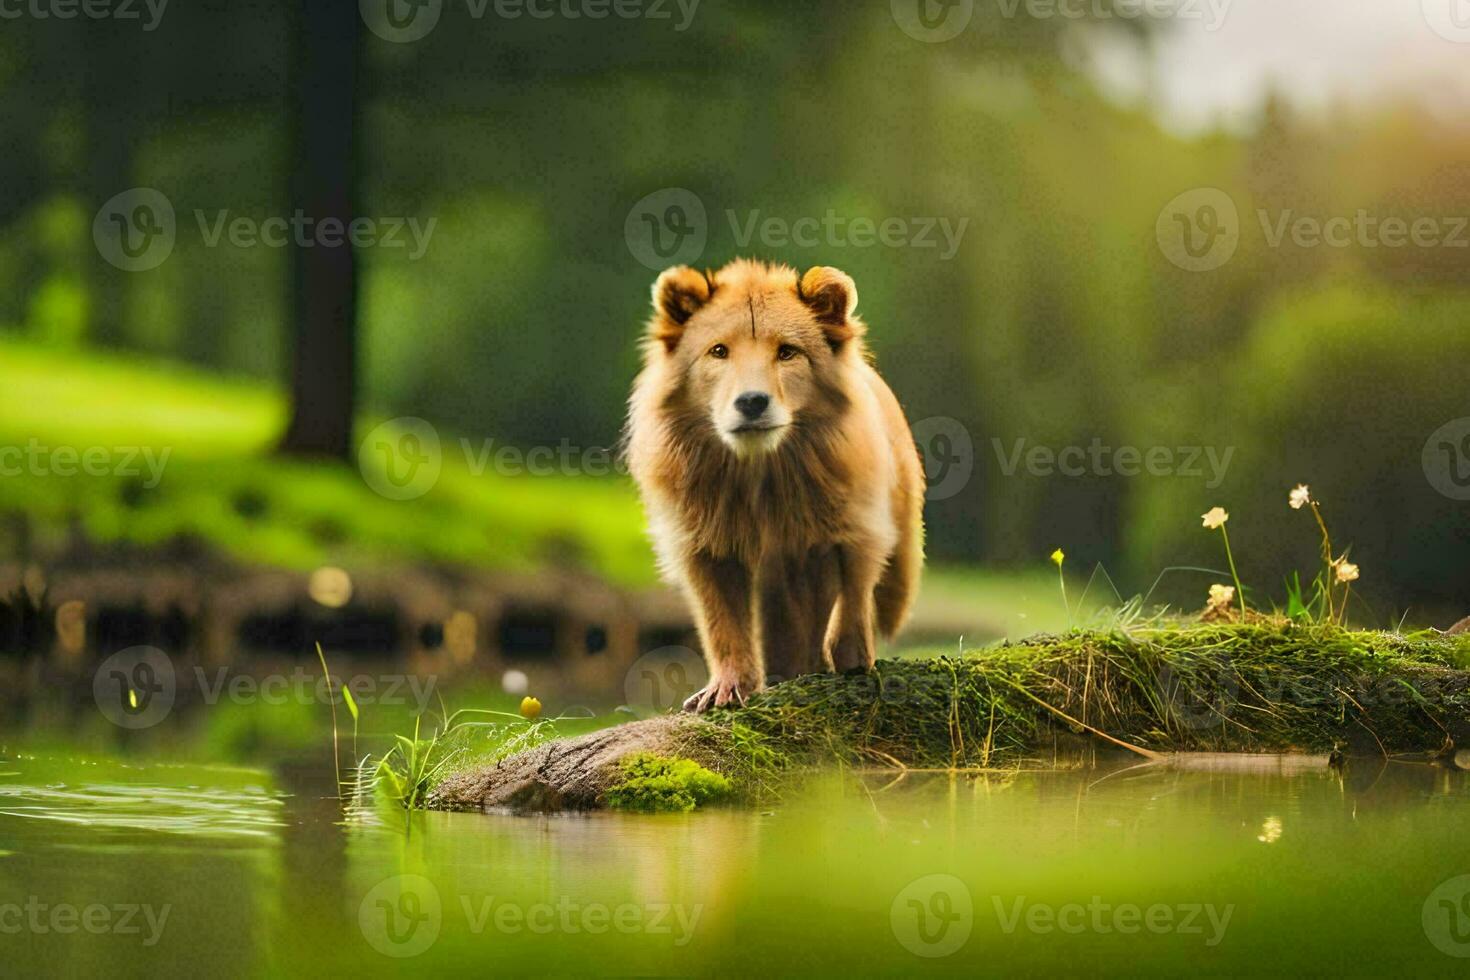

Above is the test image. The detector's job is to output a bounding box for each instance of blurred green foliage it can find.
[1,1,1467,614]
[0,340,653,583]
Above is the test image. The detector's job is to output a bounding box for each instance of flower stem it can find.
[1057,565,1071,626]
[1219,525,1248,617]
[1309,501,1334,622]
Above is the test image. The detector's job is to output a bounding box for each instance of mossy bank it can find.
[427,623,1470,813]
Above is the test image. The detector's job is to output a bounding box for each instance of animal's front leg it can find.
[760,547,841,684]
[681,552,760,711]
[828,544,884,673]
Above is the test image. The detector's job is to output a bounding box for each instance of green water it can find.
[3,746,1470,977]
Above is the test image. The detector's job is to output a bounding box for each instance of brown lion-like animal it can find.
[625,259,925,711]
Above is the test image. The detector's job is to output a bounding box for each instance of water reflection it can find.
[0,753,1466,977]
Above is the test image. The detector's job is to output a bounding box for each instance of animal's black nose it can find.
[734,391,770,420]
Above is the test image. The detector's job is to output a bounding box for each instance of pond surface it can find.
[3,747,1470,977]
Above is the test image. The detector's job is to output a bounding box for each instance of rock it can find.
[427,715,718,813]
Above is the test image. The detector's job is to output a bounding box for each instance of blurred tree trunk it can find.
[84,27,134,348]
[279,0,359,460]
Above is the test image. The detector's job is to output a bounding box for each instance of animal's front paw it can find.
[682,670,759,713]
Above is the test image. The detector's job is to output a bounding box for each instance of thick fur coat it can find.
[626,260,925,710]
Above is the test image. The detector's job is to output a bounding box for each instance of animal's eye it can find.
[709,344,728,359]
[777,344,800,361]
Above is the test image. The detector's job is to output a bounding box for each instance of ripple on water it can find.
[0,758,286,846]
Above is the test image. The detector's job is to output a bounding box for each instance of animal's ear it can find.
[650,265,714,351]
[798,266,860,349]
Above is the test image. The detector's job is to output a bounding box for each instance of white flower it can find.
[1289,485,1311,510]
[1335,560,1360,584]
[1201,507,1229,530]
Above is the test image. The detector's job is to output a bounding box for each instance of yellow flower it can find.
[1050,548,1065,567]
[519,696,542,720]
[1288,485,1311,510]
[1207,583,1236,608]
[1201,507,1229,530]
[1334,560,1359,584]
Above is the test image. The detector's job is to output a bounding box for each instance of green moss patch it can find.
[604,753,733,813]
[724,623,1470,768]
[428,624,1470,813]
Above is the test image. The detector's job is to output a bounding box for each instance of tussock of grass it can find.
[368,709,563,809]
[725,623,1470,768]
[674,719,791,801]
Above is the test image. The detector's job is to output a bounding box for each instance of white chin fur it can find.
[721,427,787,458]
